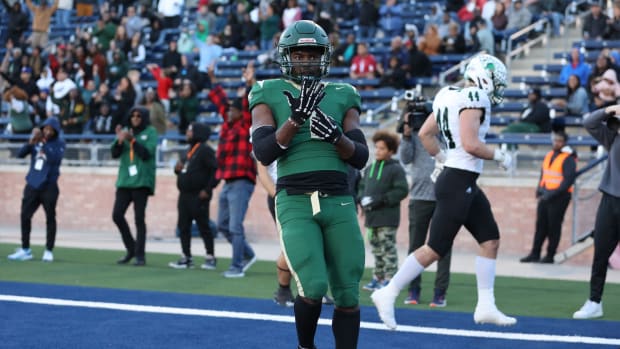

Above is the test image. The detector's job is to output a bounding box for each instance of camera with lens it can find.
[397,89,432,133]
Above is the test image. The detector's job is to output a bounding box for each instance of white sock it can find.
[475,256,497,306]
[386,254,425,293]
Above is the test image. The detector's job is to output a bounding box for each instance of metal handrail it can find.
[504,19,549,79]
[571,154,608,243]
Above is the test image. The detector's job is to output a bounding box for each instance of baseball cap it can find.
[21,66,32,74]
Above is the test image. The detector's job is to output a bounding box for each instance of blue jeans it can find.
[217,178,255,270]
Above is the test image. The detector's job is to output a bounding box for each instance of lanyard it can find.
[186,143,200,160]
[129,139,136,163]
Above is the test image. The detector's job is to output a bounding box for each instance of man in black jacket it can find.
[169,122,218,269]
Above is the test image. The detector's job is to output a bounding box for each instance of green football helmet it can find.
[278,20,331,82]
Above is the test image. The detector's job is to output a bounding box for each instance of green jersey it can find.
[249,78,361,178]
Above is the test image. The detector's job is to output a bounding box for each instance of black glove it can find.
[310,107,342,144]
[282,78,325,125]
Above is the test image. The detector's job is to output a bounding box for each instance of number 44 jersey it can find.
[433,85,492,174]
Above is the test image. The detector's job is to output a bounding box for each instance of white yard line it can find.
[2,294,619,346]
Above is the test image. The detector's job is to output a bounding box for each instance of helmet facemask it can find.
[278,20,332,83]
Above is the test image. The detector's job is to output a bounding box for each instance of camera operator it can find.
[398,93,453,307]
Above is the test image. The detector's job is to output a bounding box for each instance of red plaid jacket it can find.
[210,84,256,182]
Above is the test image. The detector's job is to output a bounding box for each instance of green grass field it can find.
[2,243,619,321]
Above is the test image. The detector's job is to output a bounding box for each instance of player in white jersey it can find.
[372,54,516,329]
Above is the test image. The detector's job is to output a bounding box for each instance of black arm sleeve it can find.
[344,129,369,169]
[132,141,151,161]
[251,126,286,166]
[111,141,123,158]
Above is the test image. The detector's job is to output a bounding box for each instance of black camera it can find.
[398,90,431,133]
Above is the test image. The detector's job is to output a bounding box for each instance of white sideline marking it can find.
[2,294,619,346]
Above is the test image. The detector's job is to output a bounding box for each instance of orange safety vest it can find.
[539,151,574,193]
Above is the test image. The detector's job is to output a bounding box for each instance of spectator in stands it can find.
[552,74,590,116]
[359,130,409,292]
[147,63,173,114]
[349,42,382,80]
[418,24,442,56]
[1,43,24,85]
[481,0,497,25]
[316,10,335,35]
[169,121,218,270]
[93,11,117,51]
[25,0,59,49]
[589,50,620,88]
[50,66,76,110]
[260,3,281,51]
[505,0,532,34]
[106,49,129,86]
[4,86,33,135]
[457,0,485,23]
[381,36,409,73]
[583,0,608,40]
[358,0,379,39]
[162,40,182,80]
[407,38,433,79]
[338,0,359,23]
[111,24,131,54]
[403,24,420,50]
[379,56,407,89]
[591,69,620,110]
[532,0,569,38]
[28,47,46,81]
[441,22,467,54]
[572,103,620,320]
[240,11,260,51]
[521,130,576,264]
[128,33,146,66]
[2,0,30,47]
[437,12,456,40]
[55,0,72,28]
[491,1,508,31]
[170,80,199,135]
[111,106,157,266]
[606,2,620,39]
[7,118,65,263]
[37,66,56,92]
[194,35,223,91]
[257,32,281,69]
[16,67,40,106]
[424,3,444,35]
[32,88,51,125]
[124,5,145,39]
[282,0,303,29]
[558,47,591,88]
[220,19,244,50]
[58,88,86,135]
[476,18,495,55]
[91,100,114,134]
[87,43,107,83]
[147,17,163,46]
[158,0,183,29]
[333,32,357,67]
[175,54,201,89]
[141,88,166,136]
[398,107,452,307]
[378,0,404,38]
[111,76,136,127]
[503,87,551,133]
[466,20,482,53]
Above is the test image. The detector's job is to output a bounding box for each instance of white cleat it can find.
[371,287,398,330]
[8,248,33,261]
[474,305,517,326]
[573,300,603,319]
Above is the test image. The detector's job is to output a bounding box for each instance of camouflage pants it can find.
[368,226,398,280]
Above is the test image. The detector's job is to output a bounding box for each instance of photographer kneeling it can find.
[398,92,453,307]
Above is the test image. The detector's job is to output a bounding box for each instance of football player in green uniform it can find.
[249,20,369,349]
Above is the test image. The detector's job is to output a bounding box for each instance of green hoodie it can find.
[358,158,409,228]
[110,107,157,195]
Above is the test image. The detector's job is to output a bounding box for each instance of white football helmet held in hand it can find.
[464,54,507,106]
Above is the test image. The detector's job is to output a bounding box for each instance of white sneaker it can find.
[474,304,517,326]
[8,248,33,261]
[573,300,603,319]
[42,250,54,262]
[371,287,398,330]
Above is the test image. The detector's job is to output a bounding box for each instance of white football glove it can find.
[493,148,513,171]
